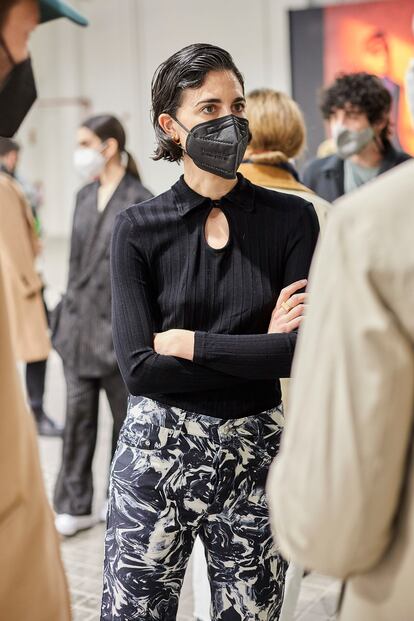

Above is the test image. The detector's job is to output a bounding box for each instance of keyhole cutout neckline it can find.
[204,201,231,251]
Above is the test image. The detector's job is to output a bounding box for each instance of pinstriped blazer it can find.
[52,172,152,377]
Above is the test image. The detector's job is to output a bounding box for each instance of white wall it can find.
[16,0,383,238]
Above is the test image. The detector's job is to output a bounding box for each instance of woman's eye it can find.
[202,105,216,114]
[233,102,246,113]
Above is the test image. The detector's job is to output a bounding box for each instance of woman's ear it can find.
[158,113,176,138]
[103,137,119,160]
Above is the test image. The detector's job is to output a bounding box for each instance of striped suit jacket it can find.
[52,172,152,377]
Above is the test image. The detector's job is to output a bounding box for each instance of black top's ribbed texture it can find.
[111,173,319,419]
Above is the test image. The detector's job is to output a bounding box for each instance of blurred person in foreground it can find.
[0,135,62,436]
[0,0,87,619]
[52,114,152,537]
[303,72,410,202]
[268,157,414,620]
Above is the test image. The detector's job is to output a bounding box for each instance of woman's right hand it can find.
[268,279,308,334]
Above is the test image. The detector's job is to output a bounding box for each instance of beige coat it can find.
[0,261,71,620]
[0,173,50,362]
[268,159,414,621]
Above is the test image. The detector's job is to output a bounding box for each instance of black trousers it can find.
[26,359,47,410]
[53,367,128,516]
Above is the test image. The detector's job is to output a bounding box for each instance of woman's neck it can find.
[183,156,238,200]
[99,157,125,187]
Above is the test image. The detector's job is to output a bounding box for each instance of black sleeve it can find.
[111,212,247,395]
[193,202,320,379]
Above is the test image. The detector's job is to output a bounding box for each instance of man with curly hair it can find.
[303,72,411,202]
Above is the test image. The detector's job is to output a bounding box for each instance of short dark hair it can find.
[151,43,245,163]
[0,136,19,156]
[320,72,391,126]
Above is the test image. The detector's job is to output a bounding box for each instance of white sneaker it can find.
[55,513,96,537]
[99,500,109,523]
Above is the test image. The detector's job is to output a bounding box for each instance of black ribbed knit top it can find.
[111,173,319,419]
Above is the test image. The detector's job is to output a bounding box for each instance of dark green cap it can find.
[39,0,89,27]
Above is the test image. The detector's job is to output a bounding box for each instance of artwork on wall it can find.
[290,0,414,161]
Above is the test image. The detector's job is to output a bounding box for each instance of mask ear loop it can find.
[172,116,189,133]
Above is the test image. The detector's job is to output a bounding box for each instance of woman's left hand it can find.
[154,329,195,361]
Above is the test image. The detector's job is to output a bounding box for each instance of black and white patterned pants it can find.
[101,396,287,621]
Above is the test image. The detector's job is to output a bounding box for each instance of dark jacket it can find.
[302,142,411,202]
[52,172,152,376]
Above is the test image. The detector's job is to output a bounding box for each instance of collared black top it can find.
[111,173,319,419]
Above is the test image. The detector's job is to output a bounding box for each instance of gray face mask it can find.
[332,124,375,159]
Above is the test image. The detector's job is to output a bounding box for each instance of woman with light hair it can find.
[240,88,331,233]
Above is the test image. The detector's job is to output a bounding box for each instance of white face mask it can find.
[73,146,106,181]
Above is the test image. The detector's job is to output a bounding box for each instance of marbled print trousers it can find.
[101,396,287,621]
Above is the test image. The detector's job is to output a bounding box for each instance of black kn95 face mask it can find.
[174,114,250,180]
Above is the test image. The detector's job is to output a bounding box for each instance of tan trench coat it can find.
[0,260,71,618]
[0,173,50,362]
[268,160,414,621]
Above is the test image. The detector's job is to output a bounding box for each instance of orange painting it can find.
[324,0,414,154]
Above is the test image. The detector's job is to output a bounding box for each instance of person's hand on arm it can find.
[267,280,307,334]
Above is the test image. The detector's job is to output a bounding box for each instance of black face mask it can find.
[0,37,37,138]
[174,114,250,180]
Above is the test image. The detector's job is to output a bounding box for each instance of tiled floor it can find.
[35,238,341,620]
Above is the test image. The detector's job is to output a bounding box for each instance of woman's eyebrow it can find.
[194,98,222,107]
[194,96,246,107]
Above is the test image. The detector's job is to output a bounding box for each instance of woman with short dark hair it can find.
[101,43,319,621]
